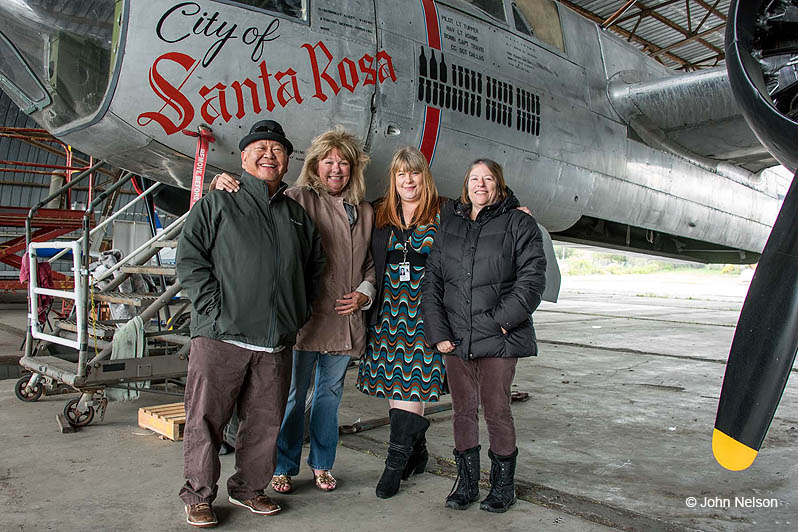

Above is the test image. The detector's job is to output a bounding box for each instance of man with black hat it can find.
[176,120,325,527]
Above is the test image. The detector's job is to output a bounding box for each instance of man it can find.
[176,120,325,527]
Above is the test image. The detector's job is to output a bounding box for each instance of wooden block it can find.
[56,413,75,433]
[138,402,186,441]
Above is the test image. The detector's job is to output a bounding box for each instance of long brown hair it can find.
[460,158,508,204]
[295,126,369,203]
[375,147,439,229]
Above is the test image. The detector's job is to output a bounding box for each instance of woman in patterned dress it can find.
[356,146,449,498]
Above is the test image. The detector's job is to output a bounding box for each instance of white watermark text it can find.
[685,496,779,509]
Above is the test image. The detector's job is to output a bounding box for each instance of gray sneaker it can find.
[185,502,218,527]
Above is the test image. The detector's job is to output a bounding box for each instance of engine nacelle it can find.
[726,0,798,172]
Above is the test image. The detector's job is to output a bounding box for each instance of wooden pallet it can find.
[138,402,185,441]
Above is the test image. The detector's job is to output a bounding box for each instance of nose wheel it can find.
[63,398,95,427]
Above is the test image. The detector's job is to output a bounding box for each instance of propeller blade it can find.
[713,171,798,470]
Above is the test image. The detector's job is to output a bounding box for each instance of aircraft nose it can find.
[0,0,118,129]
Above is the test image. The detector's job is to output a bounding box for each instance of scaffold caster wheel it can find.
[15,376,43,402]
[64,398,95,427]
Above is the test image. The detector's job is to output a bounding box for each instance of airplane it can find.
[0,0,794,467]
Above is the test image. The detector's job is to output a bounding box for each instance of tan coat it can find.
[286,186,375,356]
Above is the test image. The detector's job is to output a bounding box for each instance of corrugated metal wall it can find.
[1,90,159,280]
[0,91,67,208]
[567,0,728,69]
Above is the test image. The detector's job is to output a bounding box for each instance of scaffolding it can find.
[15,168,190,425]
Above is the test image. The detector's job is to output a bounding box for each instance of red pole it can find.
[0,160,88,171]
[87,156,95,205]
[182,125,215,209]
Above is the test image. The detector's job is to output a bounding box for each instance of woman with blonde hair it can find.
[212,126,375,493]
[356,146,450,498]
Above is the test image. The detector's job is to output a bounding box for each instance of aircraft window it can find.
[512,0,565,52]
[228,0,306,20]
[461,0,506,22]
[513,5,533,36]
[0,31,50,114]
[0,0,117,130]
[46,31,113,129]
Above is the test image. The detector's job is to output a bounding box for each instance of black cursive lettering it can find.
[156,2,200,44]
[249,19,280,62]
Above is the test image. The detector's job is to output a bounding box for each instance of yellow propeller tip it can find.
[712,428,758,471]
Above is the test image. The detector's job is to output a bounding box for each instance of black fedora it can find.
[239,120,294,155]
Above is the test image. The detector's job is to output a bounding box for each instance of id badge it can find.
[399,262,411,282]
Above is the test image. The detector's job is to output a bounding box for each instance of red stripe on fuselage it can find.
[419,107,441,163]
[419,0,441,163]
[421,0,441,50]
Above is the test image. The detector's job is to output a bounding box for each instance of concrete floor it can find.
[1,273,796,531]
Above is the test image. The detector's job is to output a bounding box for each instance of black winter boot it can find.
[445,446,481,510]
[376,409,431,498]
[480,448,518,513]
[402,430,429,480]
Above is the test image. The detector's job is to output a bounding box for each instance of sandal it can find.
[271,474,293,494]
[313,470,337,492]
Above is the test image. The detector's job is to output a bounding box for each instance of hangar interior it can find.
[1,1,796,531]
[0,0,747,426]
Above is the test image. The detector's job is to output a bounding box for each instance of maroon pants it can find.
[445,355,518,456]
[179,337,292,504]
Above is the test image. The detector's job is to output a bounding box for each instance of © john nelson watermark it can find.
[685,496,779,509]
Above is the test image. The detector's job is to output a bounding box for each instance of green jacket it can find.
[176,172,325,348]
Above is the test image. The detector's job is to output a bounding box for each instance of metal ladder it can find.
[17,169,191,427]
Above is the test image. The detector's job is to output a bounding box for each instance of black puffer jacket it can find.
[422,189,546,360]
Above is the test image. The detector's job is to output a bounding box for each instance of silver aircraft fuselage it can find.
[0,0,780,262]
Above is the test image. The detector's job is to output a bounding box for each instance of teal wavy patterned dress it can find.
[357,217,447,401]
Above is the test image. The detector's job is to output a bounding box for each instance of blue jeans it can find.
[274,350,350,475]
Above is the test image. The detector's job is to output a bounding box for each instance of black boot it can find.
[402,430,429,480]
[376,409,431,498]
[445,446,480,510]
[480,448,518,513]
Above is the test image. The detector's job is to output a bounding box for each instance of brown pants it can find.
[179,337,292,504]
[445,355,518,456]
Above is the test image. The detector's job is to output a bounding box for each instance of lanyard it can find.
[396,210,415,281]
[396,210,415,259]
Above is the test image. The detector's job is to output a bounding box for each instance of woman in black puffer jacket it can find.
[422,159,546,514]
